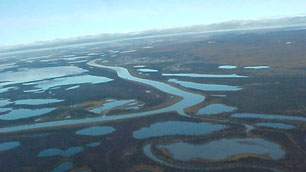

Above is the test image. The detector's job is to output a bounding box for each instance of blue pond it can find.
[169,79,241,91]
[231,113,306,121]
[30,74,113,92]
[159,138,285,161]
[218,65,237,69]
[162,73,247,78]
[244,66,270,69]
[0,66,87,87]
[0,87,11,94]
[197,104,237,115]
[86,142,101,147]
[75,126,116,136]
[65,85,80,90]
[211,95,226,97]
[0,141,20,151]
[38,146,84,157]
[0,108,12,113]
[256,122,295,129]
[90,100,136,114]
[137,69,158,73]
[51,162,73,172]
[15,99,63,105]
[0,108,55,120]
[133,121,226,139]
[0,99,11,107]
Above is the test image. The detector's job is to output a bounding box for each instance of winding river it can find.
[0,60,204,133]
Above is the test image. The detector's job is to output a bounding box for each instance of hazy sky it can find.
[1,0,306,46]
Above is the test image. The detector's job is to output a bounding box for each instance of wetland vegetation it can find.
[0,25,305,172]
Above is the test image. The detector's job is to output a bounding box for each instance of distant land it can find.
[1,16,306,54]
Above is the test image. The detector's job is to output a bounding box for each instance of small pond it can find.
[137,69,158,73]
[0,141,20,151]
[218,65,237,69]
[169,79,241,91]
[162,73,247,78]
[75,126,116,136]
[0,108,55,120]
[51,162,73,172]
[231,113,306,121]
[86,142,101,147]
[0,99,11,107]
[256,122,295,129]
[15,99,63,105]
[133,121,226,139]
[197,104,237,115]
[90,99,136,114]
[38,146,84,157]
[244,66,270,69]
[30,74,113,92]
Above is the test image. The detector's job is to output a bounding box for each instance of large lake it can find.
[133,121,226,139]
[159,138,285,161]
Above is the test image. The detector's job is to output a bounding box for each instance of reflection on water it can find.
[86,142,101,147]
[163,73,247,78]
[65,85,80,90]
[133,121,226,139]
[231,113,306,121]
[0,63,17,72]
[137,69,158,73]
[0,141,20,151]
[0,108,55,120]
[15,99,63,105]
[51,162,73,172]
[169,79,242,91]
[133,65,146,68]
[256,122,295,129]
[75,126,116,136]
[0,60,205,133]
[89,60,205,117]
[0,87,14,94]
[197,104,237,115]
[29,74,113,92]
[0,66,87,87]
[159,138,285,161]
[218,65,237,69]
[244,66,270,69]
[211,94,226,97]
[0,99,11,107]
[0,108,12,113]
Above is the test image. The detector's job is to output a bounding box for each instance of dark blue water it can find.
[169,79,241,91]
[197,104,237,115]
[75,126,116,136]
[160,138,285,161]
[231,113,306,121]
[256,122,295,129]
[133,121,226,139]
[0,108,55,120]
[38,146,84,157]
[51,162,73,172]
[0,141,20,151]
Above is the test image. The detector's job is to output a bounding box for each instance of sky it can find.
[1,0,306,46]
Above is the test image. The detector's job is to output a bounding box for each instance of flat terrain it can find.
[0,27,305,172]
